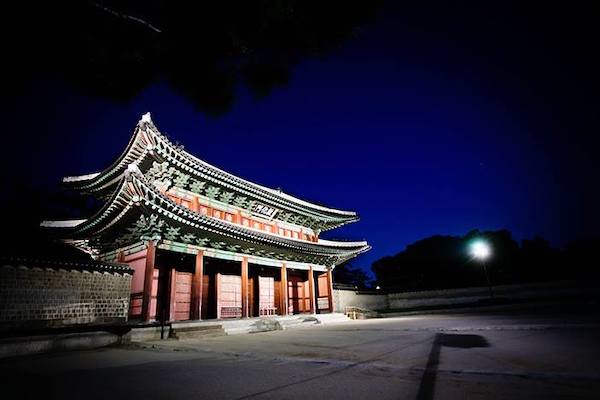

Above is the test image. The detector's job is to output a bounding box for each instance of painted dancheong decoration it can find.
[42,113,370,322]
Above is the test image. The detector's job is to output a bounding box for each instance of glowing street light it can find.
[471,240,491,260]
[469,239,494,298]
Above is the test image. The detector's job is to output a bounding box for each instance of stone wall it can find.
[333,281,594,313]
[333,288,388,313]
[0,259,132,329]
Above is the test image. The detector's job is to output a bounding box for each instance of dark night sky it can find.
[2,2,599,272]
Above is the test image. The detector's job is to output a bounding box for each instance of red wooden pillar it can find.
[241,257,249,318]
[216,273,222,319]
[326,268,334,312]
[191,250,204,320]
[141,241,157,322]
[169,267,177,321]
[280,263,288,315]
[308,266,315,314]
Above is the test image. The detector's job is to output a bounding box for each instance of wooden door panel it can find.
[174,271,192,321]
[317,273,330,311]
[248,277,255,317]
[258,276,275,315]
[274,280,281,315]
[318,274,329,297]
[150,268,159,320]
[201,274,211,319]
[219,274,242,318]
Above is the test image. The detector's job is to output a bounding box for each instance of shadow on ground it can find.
[416,333,490,400]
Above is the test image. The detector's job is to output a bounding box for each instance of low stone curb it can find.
[0,331,122,359]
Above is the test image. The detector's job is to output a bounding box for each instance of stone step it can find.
[128,326,165,342]
[279,318,307,326]
[279,315,318,329]
[170,329,226,340]
[171,324,224,333]
[169,320,223,330]
[169,324,226,340]
[313,313,351,324]
[132,313,344,340]
[221,318,283,335]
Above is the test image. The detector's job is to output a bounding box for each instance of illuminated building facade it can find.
[42,114,370,322]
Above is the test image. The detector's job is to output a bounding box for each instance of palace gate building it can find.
[42,113,370,323]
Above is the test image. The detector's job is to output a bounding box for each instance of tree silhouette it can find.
[371,229,596,291]
[0,177,99,260]
[5,1,381,115]
[333,262,370,288]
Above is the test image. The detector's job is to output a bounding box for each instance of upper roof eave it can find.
[62,113,359,224]
[61,117,144,189]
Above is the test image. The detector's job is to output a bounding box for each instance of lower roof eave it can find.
[42,172,370,267]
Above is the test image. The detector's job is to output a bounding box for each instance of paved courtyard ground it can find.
[1,308,599,399]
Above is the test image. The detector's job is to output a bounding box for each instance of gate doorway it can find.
[154,266,171,322]
[287,270,310,314]
[155,250,195,322]
[201,257,242,319]
[247,264,281,317]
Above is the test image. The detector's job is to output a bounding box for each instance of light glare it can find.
[471,240,491,260]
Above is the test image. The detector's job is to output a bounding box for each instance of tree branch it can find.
[91,1,162,33]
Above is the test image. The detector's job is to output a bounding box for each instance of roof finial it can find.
[141,112,152,123]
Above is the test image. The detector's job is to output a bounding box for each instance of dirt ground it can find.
[1,308,599,399]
